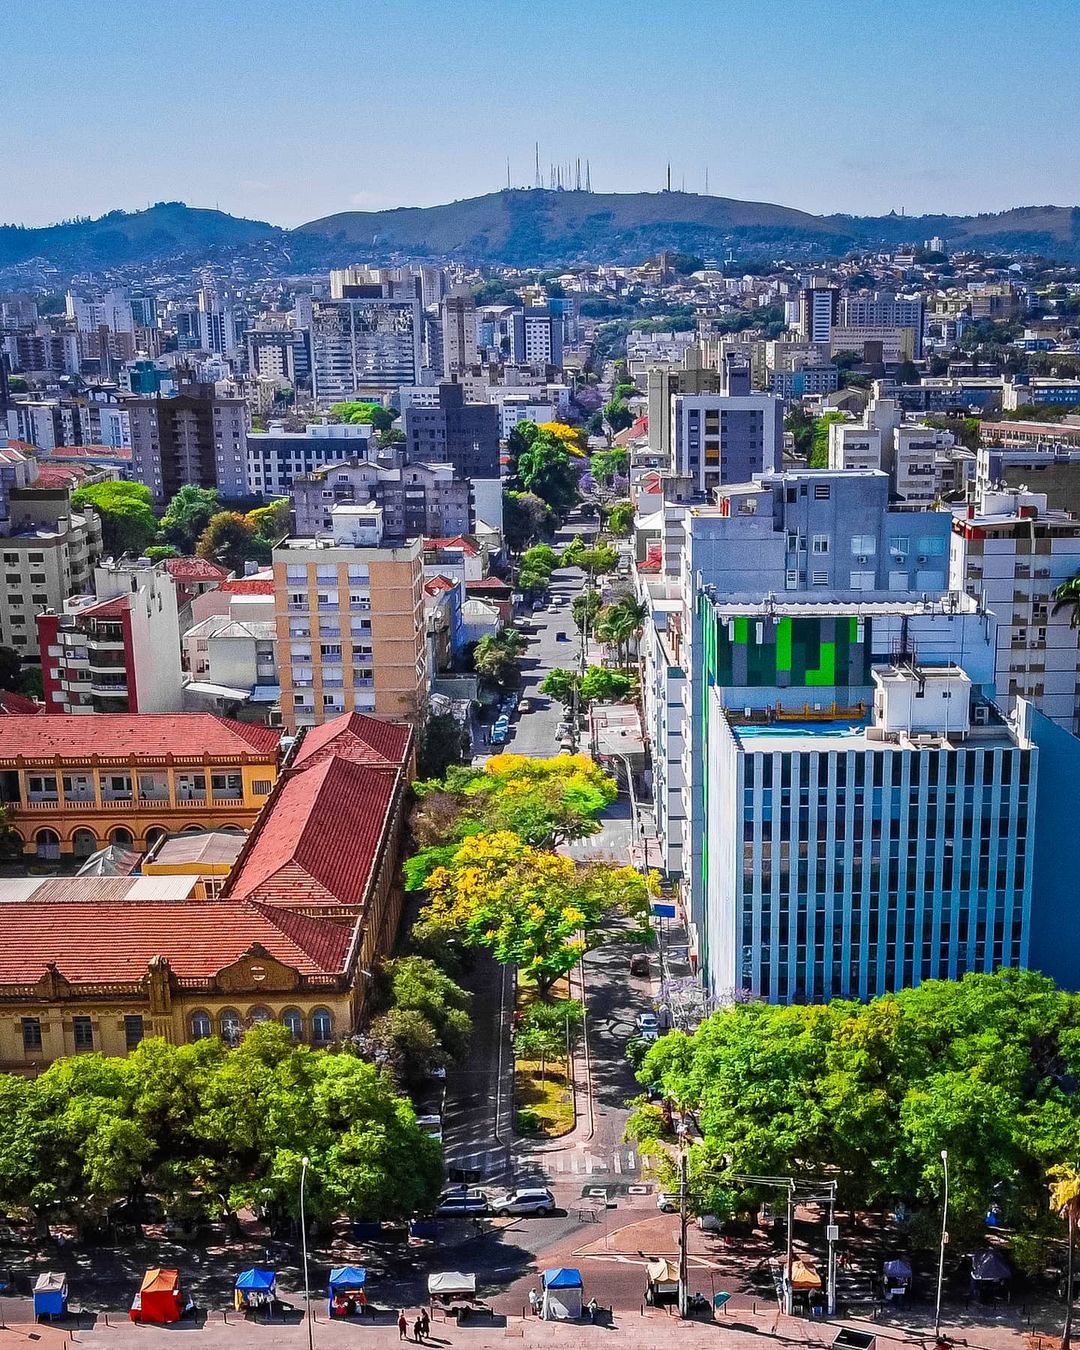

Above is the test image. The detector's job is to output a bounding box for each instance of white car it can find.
[637,1012,660,1042]
[657,1191,680,1213]
[488,1187,556,1217]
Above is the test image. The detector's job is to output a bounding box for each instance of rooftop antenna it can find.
[575,157,581,191]
[506,158,511,190]
[534,142,542,190]
[666,163,671,193]
[585,159,592,192]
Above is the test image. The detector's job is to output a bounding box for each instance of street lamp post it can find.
[300,1155,314,1350]
[934,1149,949,1343]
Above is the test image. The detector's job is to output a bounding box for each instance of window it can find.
[311,1008,333,1044]
[190,1010,212,1040]
[249,1007,272,1024]
[21,1017,42,1052]
[282,1008,304,1040]
[850,571,876,590]
[812,570,829,586]
[124,1015,144,1050]
[220,1009,242,1045]
[889,536,910,556]
[811,534,830,554]
[253,779,272,795]
[851,535,876,556]
[814,483,831,499]
[73,1016,94,1051]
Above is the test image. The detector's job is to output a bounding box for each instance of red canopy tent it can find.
[130,1268,184,1324]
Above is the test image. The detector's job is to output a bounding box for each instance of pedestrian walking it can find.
[587,1297,599,1323]
[398,1311,408,1340]
[414,1316,425,1342]
[419,1308,430,1338]
[529,1288,540,1316]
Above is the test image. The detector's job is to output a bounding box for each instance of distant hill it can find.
[295,190,1080,265]
[0,202,281,270]
[4,193,1080,274]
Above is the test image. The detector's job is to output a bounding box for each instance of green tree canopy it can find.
[160,485,221,553]
[605,500,634,537]
[71,481,159,557]
[508,422,582,520]
[0,1026,442,1229]
[503,491,552,553]
[809,411,848,468]
[635,969,1080,1228]
[196,512,267,575]
[540,668,580,707]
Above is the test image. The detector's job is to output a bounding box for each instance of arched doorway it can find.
[71,828,98,860]
[35,829,60,862]
[109,827,135,851]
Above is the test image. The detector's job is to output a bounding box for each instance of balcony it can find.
[23,798,60,811]
[211,791,243,803]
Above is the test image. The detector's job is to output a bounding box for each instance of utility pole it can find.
[785,1180,795,1315]
[678,1148,690,1317]
[934,1149,949,1341]
[826,1181,838,1317]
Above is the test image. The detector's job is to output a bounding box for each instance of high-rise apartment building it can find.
[38,559,184,714]
[292,459,472,540]
[197,288,238,357]
[441,290,478,377]
[827,393,954,506]
[510,307,563,367]
[65,288,135,335]
[273,506,426,730]
[950,485,1080,732]
[670,356,783,493]
[126,376,249,502]
[310,296,422,403]
[799,285,839,344]
[403,381,500,480]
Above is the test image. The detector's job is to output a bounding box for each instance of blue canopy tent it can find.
[33,1272,68,1320]
[234,1268,276,1311]
[541,1268,583,1320]
[328,1266,367,1318]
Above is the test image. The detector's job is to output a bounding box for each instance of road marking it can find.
[627,1150,636,1170]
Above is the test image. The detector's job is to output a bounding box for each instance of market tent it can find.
[883,1259,912,1281]
[972,1251,1012,1283]
[645,1259,679,1305]
[790,1260,823,1290]
[130,1268,183,1324]
[327,1267,368,1318]
[541,1268,583,1321]
[234,1269,276,1310]
[33,1272,67,1319]
[428,1271,476,1300]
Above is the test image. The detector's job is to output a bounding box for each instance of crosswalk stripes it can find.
[542,1148,641,1177]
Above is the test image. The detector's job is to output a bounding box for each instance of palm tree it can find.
[1052,575,1080,627]
[1050,1164,1080,1350]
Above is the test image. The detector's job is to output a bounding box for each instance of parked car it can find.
[629,953,650,976]
[637,1011,660,1041]
[435,1189,489,1217]
[656,1191,680,1213]
[488,1187,556,1217]
[555,631,569,642]
[416,1114,443,1142]
[490,715,510,745]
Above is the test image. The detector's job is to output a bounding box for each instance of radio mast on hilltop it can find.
[534,142,542,190]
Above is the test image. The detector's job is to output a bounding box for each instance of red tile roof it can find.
[80,595,130,619]
[0,713,281,762]
[0,690,40,715]
[465,576,511,593]
[290,711,411,771]
[166,558,230,582]
[638,543,663,574]
[0,899,349,984]
[219,576,274,595]
[424,574,456,596]
[33,465,89,489]
[44,444,133,461]
[424,536,479,556]
[226,756,398,909]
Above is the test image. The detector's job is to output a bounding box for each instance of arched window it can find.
[71,828,98,859]
[311,1007,333,1044]
[35,829,60,861]
[190,1010,212,1040]
[248,1006,271,1024]
[281,1008,304,1041]
[219,825,244,835]
[109,827,134,850]
[219,1009,242,1046]
[181,825,206,835]
[144,827,168,851]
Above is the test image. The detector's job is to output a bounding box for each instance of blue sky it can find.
[3,0,1079,227]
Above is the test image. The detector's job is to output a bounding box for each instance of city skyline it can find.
[5,0,1080,228]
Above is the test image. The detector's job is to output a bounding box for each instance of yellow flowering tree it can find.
[419,830,654,994]
[537,422,587,456]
